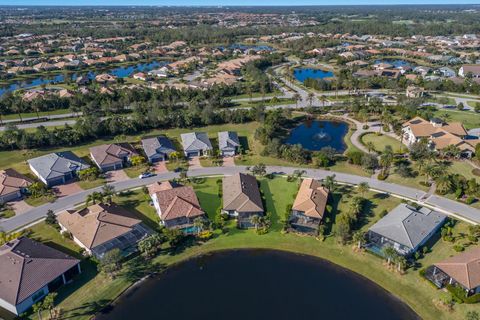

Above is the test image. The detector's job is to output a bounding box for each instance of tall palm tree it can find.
[382,246,398,265]
[101,184,115,204]
[366,142,375,153]
[323,174,336,192]
[250,215,261,230]
[357,182,369,197]
[193,217,205,235]
[352,231,365,249]
[307,92,315,107]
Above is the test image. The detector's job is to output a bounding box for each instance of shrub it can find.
[198,230,213,240]
[346,150,364,166]
[453,244,465,252]
[380,209,388,218]
[362,124,369,130]
[466,196,475,205]
[447,284,480,304]
[377,172,388,180]
[472,169,480,177]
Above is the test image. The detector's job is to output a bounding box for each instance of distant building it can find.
[406,85,425,98]
[0,237,80,315]
[459,64,480,78]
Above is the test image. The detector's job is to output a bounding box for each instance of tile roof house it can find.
[89,143,138,172]
[0,169,32,204]
[289,178,329,235]
[0,237,80,315]
[222,173,264,228]
[141,136,176,162]
[180,132,213,157]
[426,247,480,295]
[57,203,151,259]
[28,152,90,187]
[218,131,240,157]
[148,181,205,233]
[367,204,446,256]
[402,117,478,157]
[459,64,480,78]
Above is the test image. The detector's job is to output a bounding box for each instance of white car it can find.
[139,172,156,179]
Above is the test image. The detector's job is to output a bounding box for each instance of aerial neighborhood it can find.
[1,5,480,320]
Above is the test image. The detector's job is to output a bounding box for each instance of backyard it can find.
[24,176,480,320]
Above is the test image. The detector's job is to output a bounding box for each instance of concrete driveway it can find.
[105,170,129,183]
[188,157,202,170]
[222,156,236,167]
[53,182,84,198]
[153,162,168,173]
[9,199,33,215]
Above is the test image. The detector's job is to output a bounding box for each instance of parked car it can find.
[139,172,156,179]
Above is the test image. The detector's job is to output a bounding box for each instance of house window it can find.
[31,289,46,302]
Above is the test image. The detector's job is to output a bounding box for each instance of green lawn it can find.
[124,164,151,179]
[433,109,480,130]
[25,176,480,320]
[77,178,107,190]
[448,161,479,182]
[24,194,57,207]
[360,132,407,153]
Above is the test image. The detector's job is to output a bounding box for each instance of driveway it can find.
[105,170,129,183]
[52,182,84,198]
[188,157,202,170]
[9,199,33,215]
[153,162,168,173]
[222,156,236,167]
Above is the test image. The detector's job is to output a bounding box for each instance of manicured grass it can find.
[193,178,223,220]
[1,108,73,121]
[0,209,15,219]
[26,177,480,320]
[328,161,370,177]
[433,109,480,130]
[165,160,189,172]
[77,178,107,190]
[113,189,160,230]
[360,132,406,153]
[124,164,151,179]
[385,172,429,192]
[448,160,479,182]
[24,194,56,207]
[27,222,83,257]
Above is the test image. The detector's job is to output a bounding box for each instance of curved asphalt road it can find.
[1,165,479,233]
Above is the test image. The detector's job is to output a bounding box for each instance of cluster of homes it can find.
[1,170,480,315]
[0,131,240,206]
[402,116,479,158]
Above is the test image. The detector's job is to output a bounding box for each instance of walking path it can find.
[1,165,479,234]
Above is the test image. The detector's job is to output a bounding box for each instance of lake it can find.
[286,120,348,152]
[293,68,334,83]
[0,60,168,96]
[96,250,419,320]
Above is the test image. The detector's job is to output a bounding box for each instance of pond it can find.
[0,60,168,96]
[96,250,419,320]
[374,59,414,68]
[293,68,334,83]
[286,120,349,152]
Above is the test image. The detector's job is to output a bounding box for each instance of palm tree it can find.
[32,302,44,320]
[323,174,336,192]
[435,174,452,194]
[319,95,328,107]
[250,215,261,230]
[307,92,315,107]
[193,217,205,235]
[395,255,407,272]
[352,231,365,249]
[382,246,398,265]
[85,191,104,206]
[366,142,375,153]
[101,184,115,204]
[293,93,301,108]
[357,182,369,197]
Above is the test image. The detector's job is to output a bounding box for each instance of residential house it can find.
[459,64,480,78]
[218,131,240,157]
[402,117,477,157]
[89,143,138,172]
[289,178,329,235]
[57,203,151,259]
[180,132,213,157]
[425,247,480,295]
[141,136,176,163]
[0,169,32,204]
[148,181,205,233]
[222,173,264,228]
[367,204,446,256]
[406,85,425,98]
[0,237,80,315]
[28,152,90,187]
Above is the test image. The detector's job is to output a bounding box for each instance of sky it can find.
[4,0,480,6]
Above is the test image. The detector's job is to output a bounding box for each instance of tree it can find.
[357,182,369,197]
[98,248,123,278]
[382,246,398,265]
[365,141,375,153]
[33,302,44,320]
[249,163,267,176]
[101,184,115,204]
[323,174,336,192]
[307,92,315,107]
[250,215,261,230]
[29,182,47,198]
[85,191,104,206]
[193,217,207,235]
[293,93,301,107]
[45,209,57,226]
[352,231,365,249]
[130,155,146,166]
[42,292,58,320]
[138,234,163,259]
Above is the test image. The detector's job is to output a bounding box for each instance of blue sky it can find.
[5,0,480,5]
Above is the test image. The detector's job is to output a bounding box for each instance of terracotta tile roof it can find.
[0,169,32,197]
[222,173,264,213]
[90,143,138,167]
[57,203,143,249]
[434,246,480,290]
[0,237,78,305]
[152,184,204,221]
[292,178,329,219]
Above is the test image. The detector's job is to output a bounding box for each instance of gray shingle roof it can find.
[180,132,212,152]
[141,136,176,159]
[28,152,90,181]
[218,131,240,151]
[369,203,446,250]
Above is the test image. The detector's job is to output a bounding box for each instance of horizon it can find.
[3,1,480,7]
